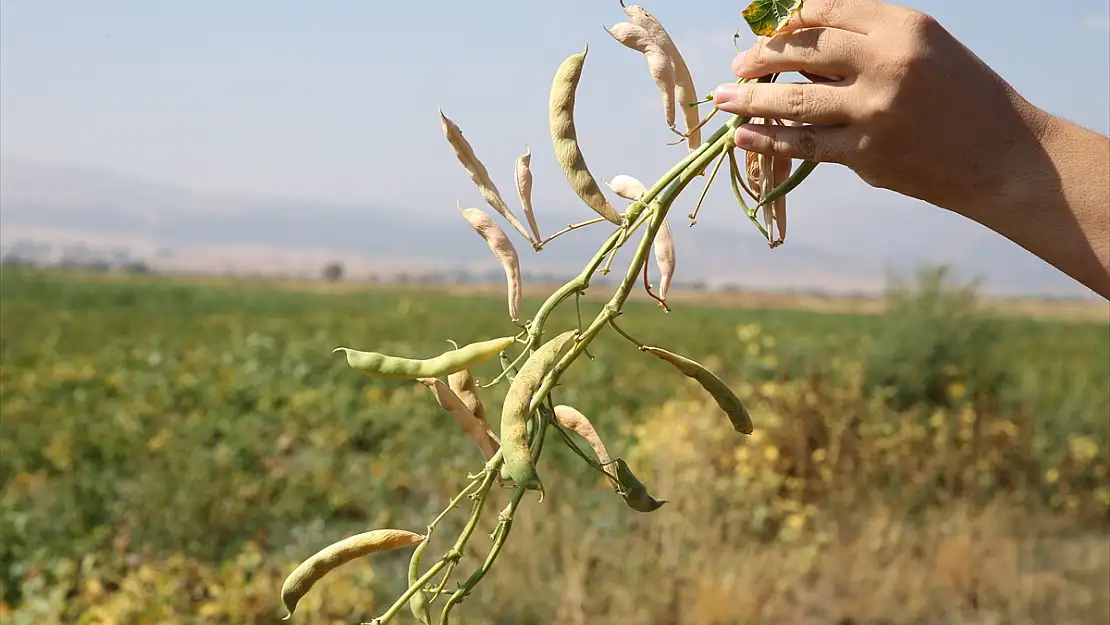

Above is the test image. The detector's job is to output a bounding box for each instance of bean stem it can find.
[537,217,609,248]
[375,73,785,623]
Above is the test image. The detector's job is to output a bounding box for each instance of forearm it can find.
[954,108,1110,300]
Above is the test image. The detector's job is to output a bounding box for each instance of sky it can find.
[2,0,1109,294]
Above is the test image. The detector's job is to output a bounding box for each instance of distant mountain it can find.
[0,156,1099,299]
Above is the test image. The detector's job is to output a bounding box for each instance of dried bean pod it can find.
[623,3,701,149]
[612,457,666,512]
[448,367,486,423]
[417,378,500,461]
[334,336,514,381]
[500,330,578,493]
[640,345,754,434]
[440,109,535,243]
[281,529,424,619]
[606,174,647,202]
[554,404,618,489]
[515,146,543,243]
[605,22,676,130]
[458,205,523,322]
[653,216,675,301]
[549,44,624,225]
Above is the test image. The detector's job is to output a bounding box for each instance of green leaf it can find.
[741,0,804,37]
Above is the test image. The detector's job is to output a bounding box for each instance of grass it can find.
[1,265,1107,624]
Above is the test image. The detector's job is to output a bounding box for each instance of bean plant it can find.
[279,2,816,623]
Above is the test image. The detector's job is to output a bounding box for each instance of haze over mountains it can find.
[0,156,1099,300]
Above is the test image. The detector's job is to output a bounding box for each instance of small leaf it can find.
[741,0,804,37]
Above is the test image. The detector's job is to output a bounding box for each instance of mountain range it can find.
[0,157,1099,299]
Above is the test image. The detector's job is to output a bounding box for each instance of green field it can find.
[1,266,1108,624]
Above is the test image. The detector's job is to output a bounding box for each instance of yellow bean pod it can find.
[281,529,424,619]
[640,345,754,434]
[334,336,514,381]
[549,44,624,225]
[500,330,578,493]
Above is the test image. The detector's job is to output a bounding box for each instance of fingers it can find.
[734,122,860,165]
[777,0,885,35]
[734,28,869,81]
[713,81,858,126]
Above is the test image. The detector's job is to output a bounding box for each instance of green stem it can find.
[755,159,819,208]
[727,148,771,240]
[437,486,526,625]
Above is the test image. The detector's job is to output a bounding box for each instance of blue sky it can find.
[2,0,1108,294]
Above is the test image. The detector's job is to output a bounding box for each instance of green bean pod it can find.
[612,458,667,513]
[549,44,624,225]
[406,534,433,624]
[640,346,754,434]
[333,336,515,381]
[500,330,577,493]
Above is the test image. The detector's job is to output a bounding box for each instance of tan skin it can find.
[713,0,1110,300]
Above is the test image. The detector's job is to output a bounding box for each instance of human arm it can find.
[711,0,1110,300]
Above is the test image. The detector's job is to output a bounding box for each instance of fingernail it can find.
[713,83,742,106]
[734,126,756,147]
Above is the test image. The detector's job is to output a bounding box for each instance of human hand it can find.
[712,0,1051,216]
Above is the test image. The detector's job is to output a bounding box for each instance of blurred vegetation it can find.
[1,266,1107,624]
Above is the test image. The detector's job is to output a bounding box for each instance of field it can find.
[1,266,1108,624]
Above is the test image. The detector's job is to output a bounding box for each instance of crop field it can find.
[1,266,1108,624]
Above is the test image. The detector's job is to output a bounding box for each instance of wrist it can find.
[948,94,1058,223]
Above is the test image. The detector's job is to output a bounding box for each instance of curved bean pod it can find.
[515,146,543,243]
[417,377,500,461]
[440,109,535,244]
[549,44,623,225]
[500,330,578,493]
[606,22,677,130]
[622,3,701,150]
[612,457,666,513]
[653,216,676,301]
[606,174,647,202]
[553,404,618,489]
[333,336,514,381]
[458,205,524,322]
[281,529,424,619]
[640,345,754,434]
[407,536,433,625]
[447,367,486,423]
